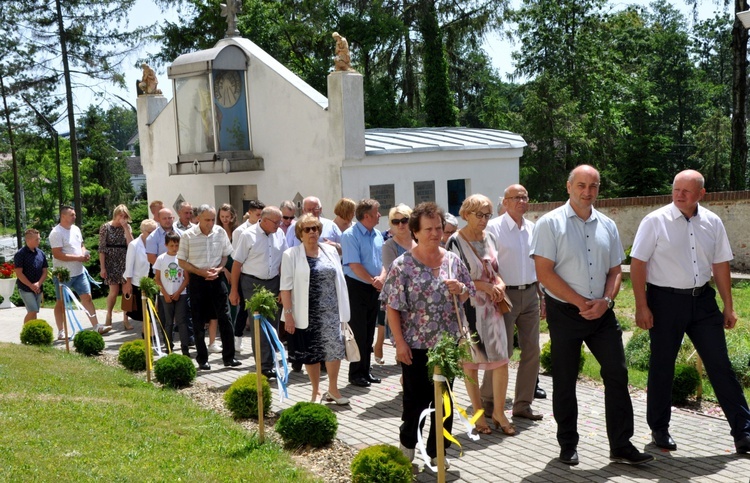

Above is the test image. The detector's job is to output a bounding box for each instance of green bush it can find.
[20,319,54,346]
[624,329,651,371]
[351,444,412,483]
[154,353,196,388]
[73,330,105,356]
[725,327,750,388]
[119,340,147,371]
[672,364,701,404]
[539,340,584,374]
[275,401,338,448]
[224,373,272,419]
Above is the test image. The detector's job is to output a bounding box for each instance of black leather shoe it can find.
[735,435,750,454]
[535,384,547,399]
[198,363,211,370]
[559,448,579,466]
[262,369,277,379]
[366,374,382,384]
[291,362,302,372]
[651,429,677,450]
[350,378,371,388]
[224,359,242,368]
[610,445,654,465]
[188,337,196,347]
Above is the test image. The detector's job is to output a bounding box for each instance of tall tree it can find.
[419,0,456,126]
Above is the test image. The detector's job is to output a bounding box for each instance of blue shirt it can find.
[146,225,183,258]
[14,246,48,292]
[342,222,384,282]
[530,200,624,301]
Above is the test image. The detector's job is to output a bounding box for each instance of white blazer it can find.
[280,243,350,329]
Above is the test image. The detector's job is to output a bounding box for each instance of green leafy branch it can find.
[245,285,278,321]
[139,277,159,299]
[426,332,473,383]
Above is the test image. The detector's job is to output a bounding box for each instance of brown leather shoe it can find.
[512,408,544,421]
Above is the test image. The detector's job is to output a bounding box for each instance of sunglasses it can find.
[303,226,319,233]
[391,217,409,225]
[282,216,295,220]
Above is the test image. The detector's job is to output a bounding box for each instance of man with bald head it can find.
[286,196,335,248]
[146,208,182,265]
[631,169,750,454]
[531,165,652,466]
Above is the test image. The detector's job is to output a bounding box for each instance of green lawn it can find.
[0,343,317,482]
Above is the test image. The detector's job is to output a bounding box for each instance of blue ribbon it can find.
[61,285,85,336]
[84,268,101,288]
[256,314,289,402]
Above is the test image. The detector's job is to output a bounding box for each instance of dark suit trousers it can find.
[240,274,281,372]
[646,284,750,440]
[546,295,634,451]
[346,276,378,381]
[189,274,235,365]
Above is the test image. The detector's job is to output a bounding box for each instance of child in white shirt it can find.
[154,231,190,355]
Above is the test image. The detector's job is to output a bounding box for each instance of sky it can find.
[58,0,731,131]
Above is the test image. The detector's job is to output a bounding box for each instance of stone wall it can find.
[525,191,750,270]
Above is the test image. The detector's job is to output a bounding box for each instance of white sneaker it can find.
[399,443,415,463]
[235,336,243,353]
[430,457,451,469]
[57,331,67,340]
[207,343,221,353]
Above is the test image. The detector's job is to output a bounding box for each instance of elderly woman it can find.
[99,204,134,330]
[280,213,350,404]
[381,202,474,466]
[123,219,158,323]
[446,194,514,436]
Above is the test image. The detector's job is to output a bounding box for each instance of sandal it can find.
[474,423,492,435]
[374,356,385,365]
[492,415,517,436]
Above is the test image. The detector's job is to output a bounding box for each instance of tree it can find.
[419,0,457,126]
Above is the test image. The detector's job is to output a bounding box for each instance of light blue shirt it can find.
[342,222,384,282]
[146,225,183,258]
[530,200,624,301]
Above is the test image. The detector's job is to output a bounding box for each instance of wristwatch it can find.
[603,296,615,309]
[460,284,468,295]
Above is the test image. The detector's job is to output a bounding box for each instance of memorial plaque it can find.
[414,181,435,205]
[369,184,395,216]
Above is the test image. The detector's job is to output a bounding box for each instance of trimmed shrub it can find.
[672,364,701,404]
[624,329,651,371]
[725,327,750,387]
[224,373,272,419]
[351,444,412,483]
[20,319,54,346]
[73,330,105,356]
[539,340,584,374]
[275,401,338,448]
[154,353,196,388]
[119,340,147,372]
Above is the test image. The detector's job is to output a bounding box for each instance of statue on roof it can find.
[138,63,162,95]
[221,0,241,38]
[333,32,355,72]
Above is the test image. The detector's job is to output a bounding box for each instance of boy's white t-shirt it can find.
[153,252,186,295]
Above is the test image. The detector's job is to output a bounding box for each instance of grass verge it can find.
[0,343,317,482]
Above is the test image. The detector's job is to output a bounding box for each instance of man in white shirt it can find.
[287,196,335,249]
[229,206,287,379]
[631,169,750,454]
[231,199,265,250]
[49,206,109,339]
[484,184,544,421]
[177,205,239,370]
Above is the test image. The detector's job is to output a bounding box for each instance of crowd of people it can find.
[12,166,750,467]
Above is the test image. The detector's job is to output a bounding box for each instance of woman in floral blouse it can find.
[380,202,474,467]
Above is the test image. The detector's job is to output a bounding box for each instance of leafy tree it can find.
[419,0,457,126]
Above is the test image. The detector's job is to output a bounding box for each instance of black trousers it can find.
[546,295,634,451]
[646,284,750,440]
[346,275,379,381]
[240,273,280,372]
[189,274,235,365]
[400,349,453,457]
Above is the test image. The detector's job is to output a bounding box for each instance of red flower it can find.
[0,262,15,279]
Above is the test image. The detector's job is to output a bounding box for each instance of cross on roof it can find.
[221,0,241,38]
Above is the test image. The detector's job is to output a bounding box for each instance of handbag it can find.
[342,323,360,362]
[121,292,136,312]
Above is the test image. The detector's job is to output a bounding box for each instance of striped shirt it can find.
[177,224,232,270]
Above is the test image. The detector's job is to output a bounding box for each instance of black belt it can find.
[543,292,578,311]
[506,282,537,291]
[647,282,708,297]
[242,273,279,281]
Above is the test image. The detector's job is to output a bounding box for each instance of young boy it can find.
[14,229,48,323]
[153,231,190,355]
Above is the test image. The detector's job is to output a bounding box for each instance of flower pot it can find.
[0,278,16,309]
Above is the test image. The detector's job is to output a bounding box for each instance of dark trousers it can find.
[546,295,634,451]
[346,276,379,381]
[646,284,750,440]
[233,293,248,337]
[240,273,280,372]
[400,349,454,457]
[158,294,189,355]
[189,274,235,365]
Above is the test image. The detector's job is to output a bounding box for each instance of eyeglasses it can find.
[282,216,295,220]
[391,217,409,225]
[506,195,529,202]
[303,226,319,233]
[473,212,493,220]
[443,229,456,235]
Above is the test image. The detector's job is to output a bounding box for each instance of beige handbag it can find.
[342,323,360,362]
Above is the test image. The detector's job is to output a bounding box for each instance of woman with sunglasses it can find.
[280,213,350,404]
[375,204,417,364]
[446,194,514,436]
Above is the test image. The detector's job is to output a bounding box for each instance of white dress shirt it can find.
[486,212,537,286]
[233,222,287,279]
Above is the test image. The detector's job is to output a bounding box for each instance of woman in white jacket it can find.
[280,214,350,404]
[123,219,158,323]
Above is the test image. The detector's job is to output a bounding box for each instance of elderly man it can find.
[229,206,287,379]
[631,169,750,454]
[279,200,296,235]
[49,206,110,339]
[483,184,544,421]
[531,165,652,466]
[440,213,458,247]
[286,196,335,249]
[177,205,240,370]
[176,201,194,231]
[342,199,385,387]
[146,208,182,265]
